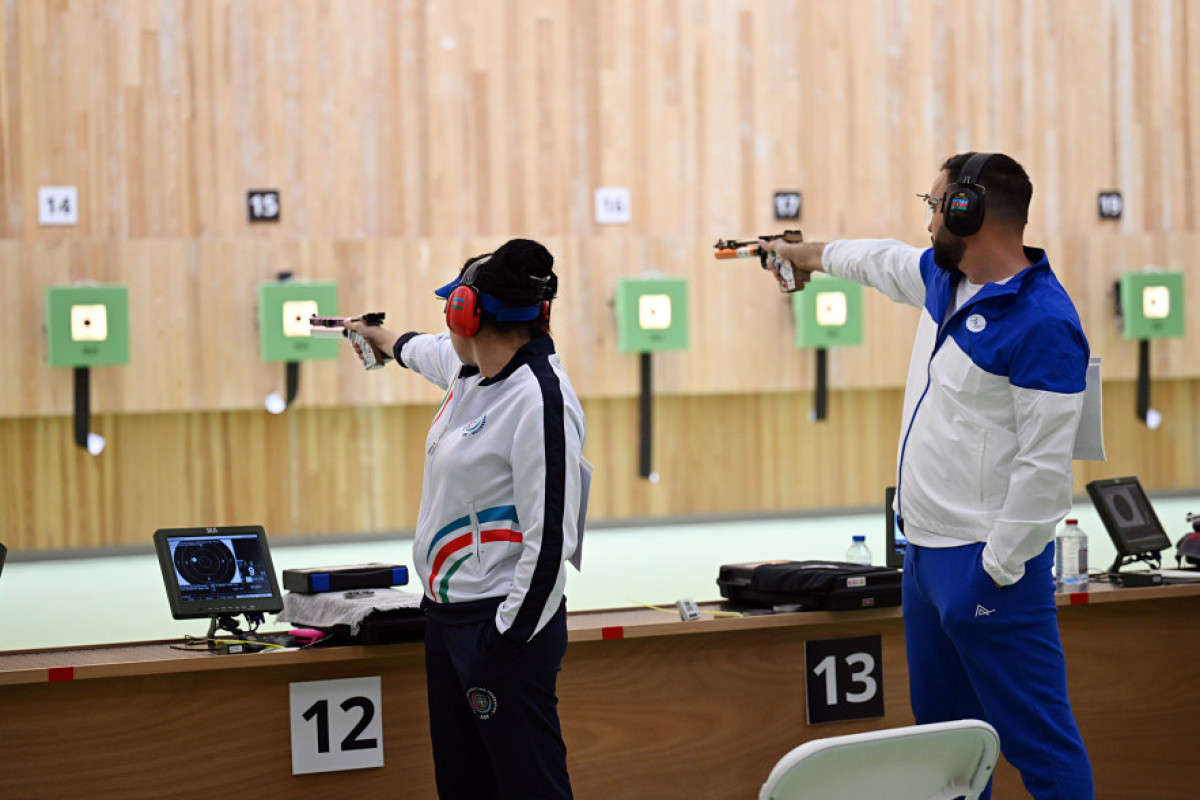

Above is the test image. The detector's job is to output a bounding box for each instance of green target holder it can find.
[790,274,863,421]
[1116,269,1184,428]
[45,284,131,454]
[614,276,689,481]
[258,278,339,412]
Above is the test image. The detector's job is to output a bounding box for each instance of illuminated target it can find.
[283,299,320,337]
[1142,286,1170,320]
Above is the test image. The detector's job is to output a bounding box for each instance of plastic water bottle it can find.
[1055,518,1089,590]
[846,535,873,566]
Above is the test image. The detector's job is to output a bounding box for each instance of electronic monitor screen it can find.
[884,486,907,570]
[153,526,283,620]
[1085,477,1172,558]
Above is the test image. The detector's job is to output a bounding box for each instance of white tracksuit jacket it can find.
[395,332,586,642]
[823,239,1089,586]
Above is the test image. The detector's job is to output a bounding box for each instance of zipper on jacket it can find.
[428,369,477,457]
[896,372,932,521]
[895,270,1026,522]
[896,298,960,520]
[468,503,482,561]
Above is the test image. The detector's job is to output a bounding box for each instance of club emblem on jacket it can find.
[462,414,488,437]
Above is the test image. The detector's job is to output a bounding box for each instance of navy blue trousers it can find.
[903,542,1093,800]
[423,598,572,800]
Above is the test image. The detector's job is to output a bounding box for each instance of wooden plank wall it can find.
[1,0,1199,551]
[3,380,1196,552]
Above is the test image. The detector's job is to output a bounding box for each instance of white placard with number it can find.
[594,187,631,224]
[290,676,385,775]
[38,186,79,226]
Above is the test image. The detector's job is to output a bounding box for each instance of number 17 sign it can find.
[290,676,385,774]
[804,635,885,724]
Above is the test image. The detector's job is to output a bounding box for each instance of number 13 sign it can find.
[290,676,385,774]
[804,635,885,724]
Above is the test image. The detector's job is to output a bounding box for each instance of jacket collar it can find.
[479,335,556,385]
[948,246,1050,315]
[963,246,1049,299]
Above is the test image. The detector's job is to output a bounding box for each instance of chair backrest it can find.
[758,719,1000,800]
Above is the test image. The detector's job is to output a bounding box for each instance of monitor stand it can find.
[205,614,245,649]
[1108,550,1163,579]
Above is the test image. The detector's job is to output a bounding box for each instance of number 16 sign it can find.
[290,676,385,774]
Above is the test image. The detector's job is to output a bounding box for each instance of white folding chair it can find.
[758,719,1000,800]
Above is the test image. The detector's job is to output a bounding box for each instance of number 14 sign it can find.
[290,676,385,774]
[804,634,885,724]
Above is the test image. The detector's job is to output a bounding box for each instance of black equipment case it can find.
[717,560,902,611]
[322,608,426,646]
[282,563,409,594]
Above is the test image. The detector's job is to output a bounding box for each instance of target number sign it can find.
[290,676,385,774]
[774,191,802,220]
[247,189,281,222]
[804,635,885,724]
[39,186,79,226]
[594,187,631,224]
[1097,191,1123,219]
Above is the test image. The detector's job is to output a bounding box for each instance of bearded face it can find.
[932,224,966,277]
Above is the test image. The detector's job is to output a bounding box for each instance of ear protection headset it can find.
[942,152,993,237]
[444,255,551,338]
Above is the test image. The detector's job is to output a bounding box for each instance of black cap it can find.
[435,239,557,307]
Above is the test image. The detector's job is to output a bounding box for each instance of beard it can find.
[932,227,966,276]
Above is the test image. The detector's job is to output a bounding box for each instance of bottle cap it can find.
[852,535,866,542]
[1065,518,1078,525]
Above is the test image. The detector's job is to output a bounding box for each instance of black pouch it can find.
[320,608,426,646]
[717,560,902,611]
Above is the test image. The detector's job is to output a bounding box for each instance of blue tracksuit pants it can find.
[423,597,572,800]
[903,542,1094,800]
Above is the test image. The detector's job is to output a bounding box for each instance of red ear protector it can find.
[444,256,552,338]
[444,256,489,337]
[942,152,993,237]
[445,288,482,337]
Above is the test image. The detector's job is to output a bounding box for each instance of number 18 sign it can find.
[804,635,885,724]
[290,676,385,774]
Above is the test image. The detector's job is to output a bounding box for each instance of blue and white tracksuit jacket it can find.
[395,332,586,644]
[824,239,1088,586]
[824,239,1094,800]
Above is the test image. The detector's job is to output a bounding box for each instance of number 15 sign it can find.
[804,635,885,724]
[290,676,385,774]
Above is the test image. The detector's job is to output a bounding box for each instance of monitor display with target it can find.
[153,525,284,620]
[1085,476,1173,573]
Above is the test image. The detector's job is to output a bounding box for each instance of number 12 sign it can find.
[804,634,885,724]
[290,676,385,774]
